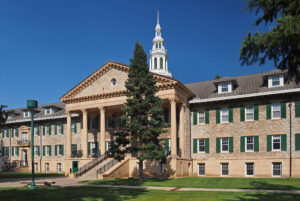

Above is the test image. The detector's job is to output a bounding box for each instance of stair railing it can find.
[96,159,118,175]
[75,155,106,177]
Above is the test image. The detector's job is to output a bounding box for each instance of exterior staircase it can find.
[79,158,116,180]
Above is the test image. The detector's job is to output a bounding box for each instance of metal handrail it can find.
[74,155,106,177]
[96,159,118,175]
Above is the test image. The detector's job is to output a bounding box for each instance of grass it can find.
[82,177,300,190]
[0,186,299,201]
[0,172,65,178]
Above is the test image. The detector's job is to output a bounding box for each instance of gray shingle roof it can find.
[6,102,66,124]
[185,70,300,101]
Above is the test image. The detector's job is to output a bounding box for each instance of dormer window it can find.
[218,82,232,94]
[268,75,284,88]
[45,108,52,115]
[24,111,30,118]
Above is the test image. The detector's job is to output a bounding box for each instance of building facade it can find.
[1,13,300,178]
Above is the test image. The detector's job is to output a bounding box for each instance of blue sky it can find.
[0,0,274,109]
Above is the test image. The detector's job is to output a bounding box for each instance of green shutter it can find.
[205,110,209,124]
[281,102,286,118]
[229,108,233,122]
[296,101,300,117]
[254,136,259,152]
[37,126,39,136]
[16,147,19,156]
[11,129,14,137]
[240,136,245,152]
[43,146,45,156]
[11,147,14,156]
[55,125,57,135]
[74,123,77,133]
[165,138,169,154]
[88,142,91,155]
[295,134,300,150]
[55,145,57,156]
[216,138,220,153]
[61,124,64,134]
[216,109,220,124]
[193,111,197,125]
[6,129,9,138]
[193,139,197,153]
[16,128,18,137]
[43,126,45,135]
[205,138,209,153]
[229,137,234,152]
[177,137,180,152]
[49,125,52,135]
[267,104,271,120]
[49,146,52,156]
[281,134,287,151]
[267,135,272,151]
[61,145,64,156]
[254,105,259,120]
[37,146,40,156]
[240,106,245,122]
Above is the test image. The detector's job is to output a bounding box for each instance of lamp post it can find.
[27,100,38,189]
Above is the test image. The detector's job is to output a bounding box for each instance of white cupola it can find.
[149,10,172,77]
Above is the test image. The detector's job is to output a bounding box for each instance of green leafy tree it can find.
[0,105,7,129]
[214,75,222,80]
[240,0,300,81]
[111,42,167,182]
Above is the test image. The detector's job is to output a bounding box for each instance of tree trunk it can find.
[138,160,144,182]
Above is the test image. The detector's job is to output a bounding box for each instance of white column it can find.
[170,98,177,157]
[66,111,72,158]
[179,104,185,157]
[100,107,106,155]
[82,109,88,158]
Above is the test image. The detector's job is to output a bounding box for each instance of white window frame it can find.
[13,129,17,137]
[71,123,76,134]
[45,125,50,135]
[57,145,63,156]
[221,163,229,176]
[198,163,205,176]
[45,108,52,115]
[272,135,281,151]
[45,163,49,173]
[34,163,38,172]
[57,163,62,173]
[34,127,39,136]
[268,75,284,88]
[271,103,281,119]
[90,142,96,155]
[34,146,39,156]
[218,82,232,94]
[22,132,28,143]
[166,138,171,154]
[245,136,254,152]
[106,141,112,152]
[272,162,282,177]
[220,108,229,123]
[58,125,63,135]
[245,163,254,177]
[14,147,18,156]
[245,106,254,121]
[198,139,205,153]
[197,111,205,124]
[23,111,30,118]
[46,146,50,156]
[221,138,229,152]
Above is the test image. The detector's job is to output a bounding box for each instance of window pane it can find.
[273,136,281,150]
[272,76,280,86]
[272,104,281,119]
[221,163,229,176]
[246,163,254,176]
[198,111,205,124]
[198,139,205,152]
[198,163,205,176]
[222,138,229,152]
[246,136,254,151]
[273,162,281,176]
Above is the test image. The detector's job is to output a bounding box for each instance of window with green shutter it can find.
[254,136,259,152]
[193,111,197,125]
[193,139,198,153]
[54,125,57,135]
[229,137,234,152]
[281,134,287,151]
[205,138,209,153]
[6,129,9,138]
[216,138,220,153]
[254,105,259,120]
[240,136,245,152]
[43,146,45,156]
[296,101,300,117]
[240,106,245,122]
[295,134,300,151]
[266,104,271,120]
[43,126,45,135]
[205,110,209,124]
[216,109,220,124]
[281,103,286,118]
[48,125,52,135]
[61,124,64,134]
[267,135,272,151]
[55,145,57,156]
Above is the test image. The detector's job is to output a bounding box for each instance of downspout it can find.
[289,102,292,178]
[40,127,42,172]
[9,129,11,163]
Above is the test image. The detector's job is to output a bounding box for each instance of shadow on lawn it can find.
[248,181,298,190]
[91,177,169,186]
[0,186,147,201]
[228,193,300,201]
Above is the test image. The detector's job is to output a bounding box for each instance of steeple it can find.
[149,10,172,77]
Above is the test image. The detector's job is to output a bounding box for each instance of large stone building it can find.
[1,13,300,179]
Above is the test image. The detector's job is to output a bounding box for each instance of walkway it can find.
[1,177,300,195]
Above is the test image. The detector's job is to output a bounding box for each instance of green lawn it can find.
[0,172,64,178]
[83,177,300,190]
[0,186,299,201]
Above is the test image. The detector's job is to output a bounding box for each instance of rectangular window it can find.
[221,138,229,152]
[272,162,282,177]
[246,136,254,152]
[34,127,39,136]
[272,76,280,87]
[272,135,281,150]
[22,132,28,143]
[198,163,205,176]
[245,106,254,121]
[45,126,50,135]
[221,83,228,93]
[89,142,96,155]
[198,139,205,152]
[221,108,229,123]
[45,108,52,115]
[34,163,38,172]
[13,129,17,137]
[71,123,76,134]
[245,163,254,176]
[45,163,49,173]
[58,125,63,134]
[24,111,30,117]
[198,111,205,124]
[106,141,112,152]
[57,163,62,173]
[34,146,39,156]
[271,103,281,119]
[46,146,51,156]
[221,163,229,176]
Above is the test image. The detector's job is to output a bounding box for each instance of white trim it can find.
[221,138,229,152]
[271,103,281,119]
[272,162,282,177]
[189,88,300,104]
[197,163,205,176]
[5,114,79,124]
[272,135,281,151]
[245,106,254,121]
[197,111,205,125]
[245,136,254,152]
[220,163,229,176]
[220,108,229,123]
[198,138,205,153]
[245,162,254,177]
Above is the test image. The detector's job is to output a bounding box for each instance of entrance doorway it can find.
[72,161,79,173]
[22,150,27,166]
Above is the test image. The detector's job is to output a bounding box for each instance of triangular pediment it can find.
[60,61,178,102]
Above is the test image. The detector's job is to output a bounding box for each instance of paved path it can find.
[1,177,300,195]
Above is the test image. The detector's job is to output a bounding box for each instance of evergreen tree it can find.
[0,105,7,129]
[240,0,300,81]
[112,42,167,182]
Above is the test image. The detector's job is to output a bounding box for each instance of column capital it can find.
[81,109,88,114]
[98,106,105,112]
[169,98,176,103]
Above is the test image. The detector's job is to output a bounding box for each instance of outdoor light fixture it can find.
[27,100,38,189]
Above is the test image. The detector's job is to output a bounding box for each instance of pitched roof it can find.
[185,70,300,101]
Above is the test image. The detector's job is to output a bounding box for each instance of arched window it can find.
[160,58,163,69]
[154,58,157,69]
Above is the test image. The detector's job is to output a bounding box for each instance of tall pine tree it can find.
[112,42,166,182]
